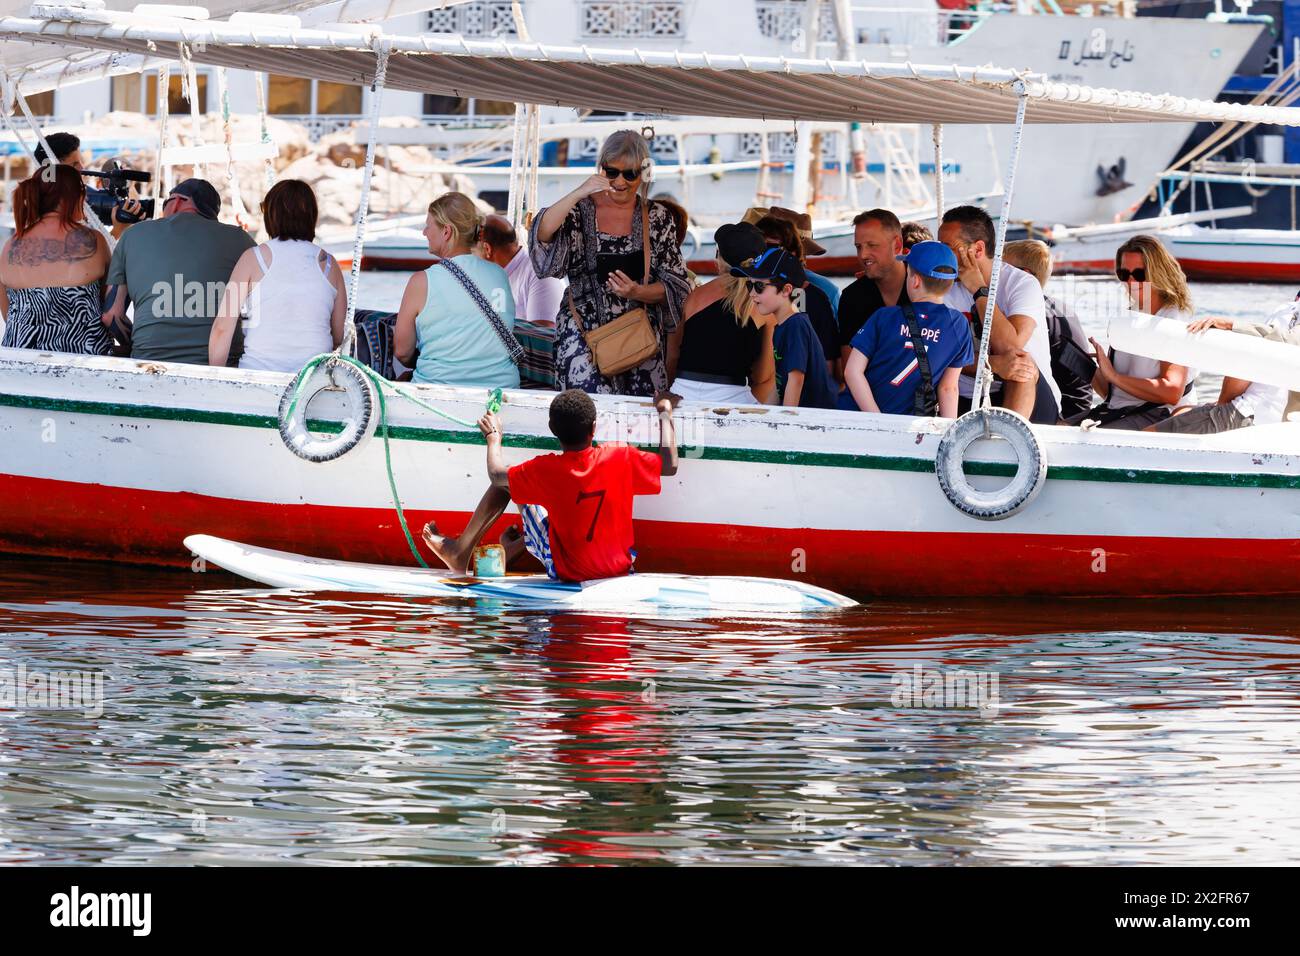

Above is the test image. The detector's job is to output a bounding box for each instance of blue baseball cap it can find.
[730,246,807,289]
[897,240,958,280]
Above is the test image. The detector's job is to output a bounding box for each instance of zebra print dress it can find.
[1,282,111,356]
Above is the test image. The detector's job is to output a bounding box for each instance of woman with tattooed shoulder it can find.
[0,164,112,355]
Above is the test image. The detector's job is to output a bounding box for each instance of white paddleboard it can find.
[184,535,857,614]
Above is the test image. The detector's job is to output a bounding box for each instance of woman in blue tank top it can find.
[394,192,519,389]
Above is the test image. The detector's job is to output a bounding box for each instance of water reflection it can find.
[1,557,1298,865]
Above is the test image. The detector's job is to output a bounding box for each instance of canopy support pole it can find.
[506,103,526,229]
[154,64,172,201]
[506,0,533,231]
[932,123,944,224]
[524,102,540,227]
[345,41,391,357]
[971,86,1028,411]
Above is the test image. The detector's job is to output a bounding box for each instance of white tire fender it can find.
[935,407,1047,520]
[278,358,376,463]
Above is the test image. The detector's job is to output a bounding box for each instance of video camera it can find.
[79,160,155,226]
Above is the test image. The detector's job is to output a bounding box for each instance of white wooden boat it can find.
[1,6,1298,598]
[2,347,1296,597]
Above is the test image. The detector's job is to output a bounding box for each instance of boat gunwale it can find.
[2,349,1298,490]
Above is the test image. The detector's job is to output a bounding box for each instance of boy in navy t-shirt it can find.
[731,247,837,409]
[837,240,974,417]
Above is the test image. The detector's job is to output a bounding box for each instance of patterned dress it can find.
[2,282,111,355]
[529,195,690,396]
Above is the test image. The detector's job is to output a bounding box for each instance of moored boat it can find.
[2,348,1296,597]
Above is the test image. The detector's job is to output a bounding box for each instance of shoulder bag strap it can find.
[901,300,938,416]
[639,196,651,283]
[437,259,524,365]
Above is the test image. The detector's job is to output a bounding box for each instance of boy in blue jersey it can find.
[731,246,838,409]
[837,240,974,417]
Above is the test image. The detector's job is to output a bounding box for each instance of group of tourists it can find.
[4,127,1298,587]
[3,128,1298,440]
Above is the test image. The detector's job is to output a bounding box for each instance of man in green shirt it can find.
[102,178,255,365]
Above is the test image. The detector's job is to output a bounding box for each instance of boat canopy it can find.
[4,2,1300,128]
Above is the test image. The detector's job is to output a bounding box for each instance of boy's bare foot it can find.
[422,521,471,573]
[499,525,526,563]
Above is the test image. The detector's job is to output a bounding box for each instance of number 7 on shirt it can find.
[576,488,606,541]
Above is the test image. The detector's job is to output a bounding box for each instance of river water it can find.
[1,276,1298,866]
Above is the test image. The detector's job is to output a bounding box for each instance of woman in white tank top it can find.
[210,180,347,370]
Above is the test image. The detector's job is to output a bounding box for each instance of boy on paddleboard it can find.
[423,388,678,580]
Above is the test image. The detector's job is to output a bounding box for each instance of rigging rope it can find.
[345,41,392,359]
[972,87,1029,411]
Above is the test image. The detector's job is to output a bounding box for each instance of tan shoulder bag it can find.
[569,198,659,377]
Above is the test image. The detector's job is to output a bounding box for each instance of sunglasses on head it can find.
[602,165,640,183]
[1116,267,1148,283]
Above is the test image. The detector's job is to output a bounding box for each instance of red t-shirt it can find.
[507,442,662,582]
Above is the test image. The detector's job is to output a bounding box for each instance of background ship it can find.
[1,0,1265,237]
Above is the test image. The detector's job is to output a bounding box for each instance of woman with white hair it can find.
[530,129,691,396]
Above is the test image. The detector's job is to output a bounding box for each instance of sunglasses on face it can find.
[746,280,777,294]
[602,165,640,183]
[1116,267,1148,283]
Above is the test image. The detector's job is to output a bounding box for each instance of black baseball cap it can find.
[168,178,221,220]
[713,222,766,268]
[729,245,807,289]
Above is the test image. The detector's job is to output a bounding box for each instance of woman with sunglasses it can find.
[530,130,691,396]
[666,222,776,405]
[1068,235,1196,429]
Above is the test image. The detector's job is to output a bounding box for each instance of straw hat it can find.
[766,206,827,257]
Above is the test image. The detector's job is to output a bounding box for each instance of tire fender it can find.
[278,358,376,463]
[935,407,1047,520]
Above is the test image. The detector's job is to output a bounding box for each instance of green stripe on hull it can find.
[2,390,1297,490]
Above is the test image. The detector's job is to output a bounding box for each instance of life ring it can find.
[935,407,1046,520]
[277,358,376,463]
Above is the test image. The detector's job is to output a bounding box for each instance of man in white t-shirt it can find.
[479,214,566,326]
[939,205,1061,425]
[1150,297,1300,434]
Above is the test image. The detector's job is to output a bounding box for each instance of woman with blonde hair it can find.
[395,190,519,388]
[531,129,691,395]
[667,222,775,404]
[1069,234,1196,429]
[0,164,112,355]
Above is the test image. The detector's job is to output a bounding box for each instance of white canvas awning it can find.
[3,4,1300,127]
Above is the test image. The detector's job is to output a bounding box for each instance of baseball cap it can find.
[897,240,958,280]
[729,246,807,289]
[713,222,766,268]
[168,178,221,220]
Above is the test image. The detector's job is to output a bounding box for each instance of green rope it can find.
[282,354,501,568]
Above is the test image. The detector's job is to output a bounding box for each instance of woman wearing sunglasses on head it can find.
[1064,235,1197,430]
[530,130,691,396]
